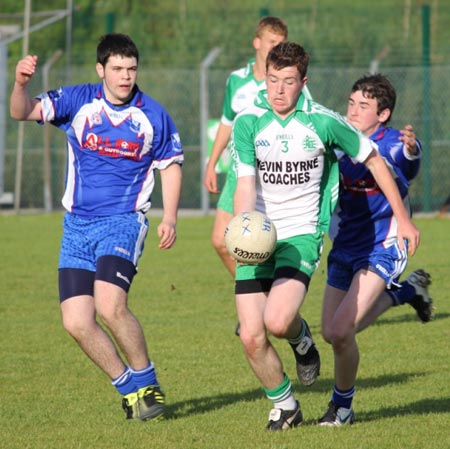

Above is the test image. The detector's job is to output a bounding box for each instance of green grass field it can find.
[1,212,448,449]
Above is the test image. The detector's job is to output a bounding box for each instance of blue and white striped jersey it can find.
[38,83,183,216]
[329,125,421,254]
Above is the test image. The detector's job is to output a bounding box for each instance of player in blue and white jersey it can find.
[319,74,432,427]
[231,43,419,431]
[10,33,183,421]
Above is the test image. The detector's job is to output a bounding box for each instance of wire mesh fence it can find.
[2,63,449,213]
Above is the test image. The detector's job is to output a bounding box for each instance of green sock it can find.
[264,373,292,403]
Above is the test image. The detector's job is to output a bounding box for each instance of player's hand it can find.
[15,55,38,86]
[157,220,177,249]
[397,216,420,256]
[203,164,220,194]
[399,125,418,156]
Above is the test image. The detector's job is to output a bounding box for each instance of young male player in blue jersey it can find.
[231,43,419,431]
[318,74,432,427]
[10,33,183,421]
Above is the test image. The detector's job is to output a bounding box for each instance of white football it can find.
[225,211,277,264]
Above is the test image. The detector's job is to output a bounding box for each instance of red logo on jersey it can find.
[83,133,141,159]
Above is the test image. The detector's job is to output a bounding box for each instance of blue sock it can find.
[387,281,416,306]
[131,362,158,389]
[332,385,355,409]
[111,366,137,395]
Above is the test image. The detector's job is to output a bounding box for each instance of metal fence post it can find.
[421,4,432,212]
[200,47,221,215]
[42,49,63,213]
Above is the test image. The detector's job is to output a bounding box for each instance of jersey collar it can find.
[370,125,388,142]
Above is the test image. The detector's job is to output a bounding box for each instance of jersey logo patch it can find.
[302,136,319,152]
[171,133,182,152]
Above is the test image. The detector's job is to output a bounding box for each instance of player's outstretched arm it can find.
[158,163,182,249]
[364,149,420,255]
[10,55,42,121]
[203,122,232,194]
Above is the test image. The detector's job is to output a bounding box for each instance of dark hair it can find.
[256,16,288,38]
[351,74,396,123]
[266,41,309,78]
[96,33,139,66]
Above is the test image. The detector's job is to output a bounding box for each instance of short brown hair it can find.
[255,17,288,39]
[266,41,309,79]
[97,33,139,66]
[351,74,396,123]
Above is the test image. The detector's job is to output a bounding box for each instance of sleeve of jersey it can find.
[37,85,86,130]
[400,139,421,180]
[231,113,256,177]
[387,131,422,181]
[312,108,375,162]
[220,76,236,127]
[151,109,184,170]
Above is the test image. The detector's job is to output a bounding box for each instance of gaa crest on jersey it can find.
[255,139,271,151]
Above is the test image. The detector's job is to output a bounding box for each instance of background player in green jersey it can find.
[204,17,311,279]
[204,17,287,278]
[231,42,419,431]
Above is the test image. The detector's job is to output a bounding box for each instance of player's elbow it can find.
[9,107,23,121]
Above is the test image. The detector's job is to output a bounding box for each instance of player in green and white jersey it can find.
[231,41,420,431]
[204,17,311,279]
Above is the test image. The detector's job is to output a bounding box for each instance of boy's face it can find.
[346,90,390,136]
[266,64,306,118]
[96,54,138,104]
[254,30,286,63]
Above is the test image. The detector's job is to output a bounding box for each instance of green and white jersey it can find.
[220,59,312,183]
[232,90,374,239]
[221,58,312,126]
[221,58,264,126]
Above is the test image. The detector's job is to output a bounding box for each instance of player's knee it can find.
[329,326,354,351]
[239,329,266,357]
[321,327,333,345]
[211,231,225,251]
[61,311,92,340]
[96,299,129,328]
[265,315,289,338]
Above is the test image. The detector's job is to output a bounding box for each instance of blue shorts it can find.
[59,211,149,271]
[327,243,408,291]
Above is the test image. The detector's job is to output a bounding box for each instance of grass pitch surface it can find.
[1,212,448,449]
